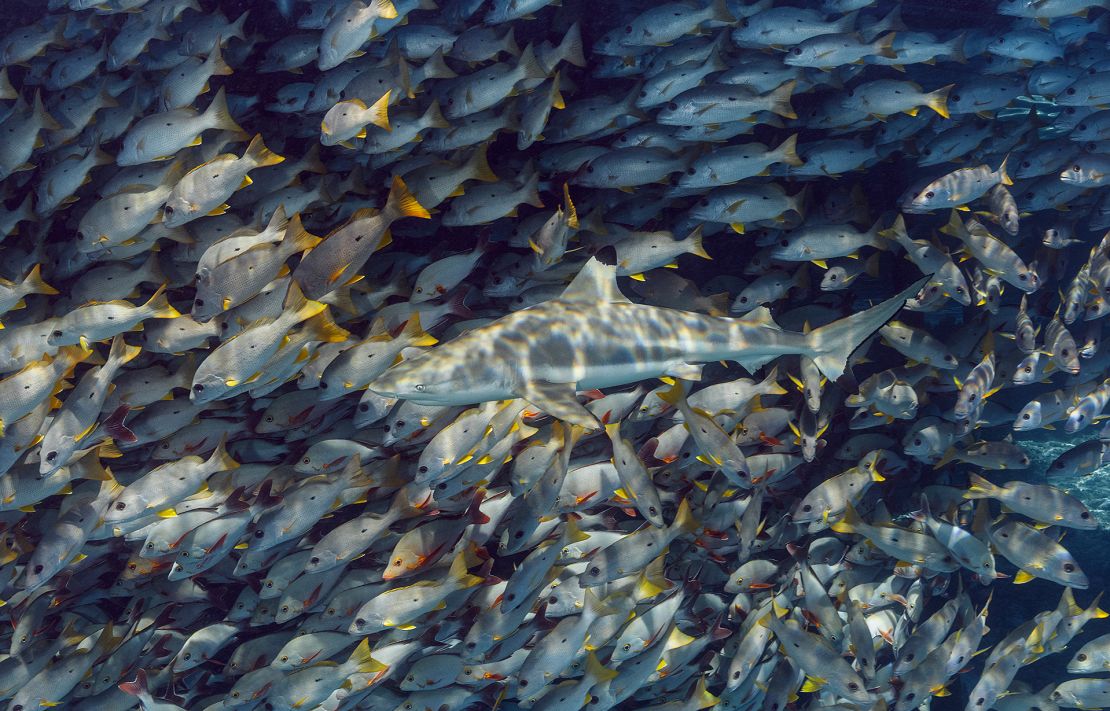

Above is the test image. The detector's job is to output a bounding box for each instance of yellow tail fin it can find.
[388,175,431,219]
[244,133,285,168]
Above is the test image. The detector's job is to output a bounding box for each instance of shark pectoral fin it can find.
[519,379,600,431]
[666,362,703,381]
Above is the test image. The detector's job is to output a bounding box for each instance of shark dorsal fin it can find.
[561,256,629,304]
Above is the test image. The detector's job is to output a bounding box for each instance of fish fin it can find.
[1013,569,1035,584]
[386,175,430,219]
[243,132,284,168]
[518,379,599,430]
[800,676,827,692]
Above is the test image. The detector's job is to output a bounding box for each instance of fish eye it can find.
[45,451,57,462]
[589,566,600,576]
[1073,165,1082,172]
[164,205,174,215]
[418,466,428,473]
[666,102,677,111]
[115,502,126,510]
[1065,562,1076,572]
[183,652,191,660]
[1079,653,1089,661]
[254,529,265,538]
[193,384,204,392]
[925,191,935,199]
[1067,87,1077,95]
[359,403,369,412]
[1082,511,1090,519]
[790,47,801,55]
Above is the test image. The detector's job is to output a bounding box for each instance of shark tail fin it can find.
[806,277,927,382]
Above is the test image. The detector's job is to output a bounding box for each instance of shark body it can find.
[370,258,926,428]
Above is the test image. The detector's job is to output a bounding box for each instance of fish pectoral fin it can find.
[800,676,827,693]
[518,379,600,431]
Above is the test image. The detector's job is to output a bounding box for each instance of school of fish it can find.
[3,0,1110,708]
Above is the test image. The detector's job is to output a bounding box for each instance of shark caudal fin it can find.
[807,276,928,382]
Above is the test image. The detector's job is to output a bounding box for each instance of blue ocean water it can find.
[2,0,1110,709]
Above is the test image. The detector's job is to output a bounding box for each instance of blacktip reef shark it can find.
[370,255,928,429]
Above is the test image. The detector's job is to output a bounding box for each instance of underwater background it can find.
[0,0,1109,709]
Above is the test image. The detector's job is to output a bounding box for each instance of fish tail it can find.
[402,313,438,346]
[501,26,521,57]
[24,264,58,296]
[448,552,485,589]
[522,170,544,208]
[286,213,323,256]
[830,503,861,534]
[964,472,999,499]
[33,90,61,132]
[117,668,149,698]
[141,251,165,286]
[516,43,547,82]
[204,87,244,135]
[421,49,458,80]
[375,0,399,20]
[386,175,431,219]
[347,637,386,674]
[244,133,285,168]
[207,434,239,471]
[421,100,449,130]
[467,142,498,183]
[768,80,797,120]
[582,588,620,619]
[864,252,882,278]
[672,497,700,535]
[762,365,788,395]
[143,284,180,319]
[367,90,392,131]
[655,380,686,407]
[302,309,350,344]
[103,404,136,444]
[586,652,620,683]
[776,133,803,167]
[927,84,953,119]
[106,334,142,369]
[558,22,586,68]
[302,144,327,175]
[710,0,735,23]
[206,34,233,76]
[948,32,968,63]
[997,153,1013,186]
[807,276,925,382]
[283,281,327,322]
[686,225,711,260]
[875,32,898,59]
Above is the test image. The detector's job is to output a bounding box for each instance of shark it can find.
[369,256,927,429]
